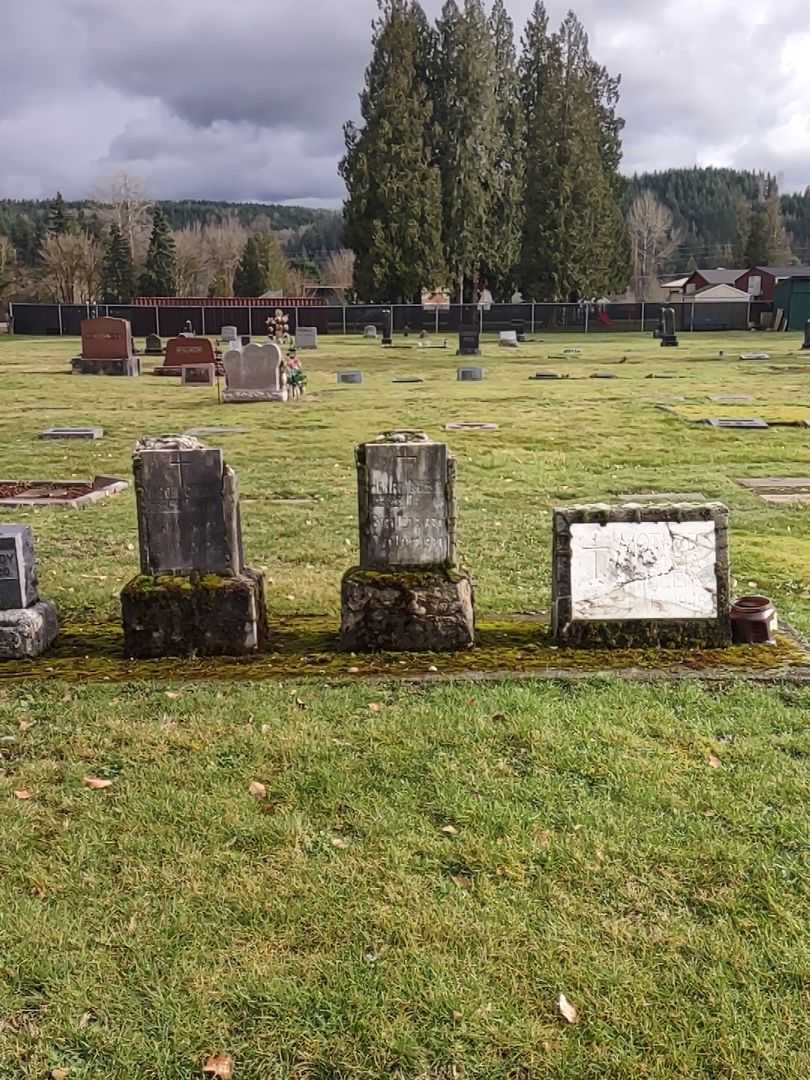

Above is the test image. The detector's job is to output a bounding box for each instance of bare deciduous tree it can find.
[40,232,104,302]
[322,249,355,303]
[627,190,683,300]
[94,171,153,267]
[204,215,248,297]
[174,225,210,296]
[285,266,317,298]
[0,235,16,298]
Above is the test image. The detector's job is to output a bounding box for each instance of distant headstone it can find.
[660,307,679,347]
[739,352,771,361]
[803,320,810,351]
[445,422,498,431]
[39,427,104,440]
[121,435,267,657]
[704,418,769,429]
[221,326,239,342]
[296,326,318,350]
[337,371,363,384]
[531,371,567,380]
[392,377,425,384]
[364,325,378,339]
[710,395,754,404]
[162,337,216,374]
[144,333,163,356]
[382,308,393,346]
[223,342,288,402]
[457,366,484,381]
[181,364,216,387]
[241,335,251,346]
[591,372,618,379]
[457,329,480,357]
[499,331,519,347]
[72,317,139,376]
[340,431,474,652]
[0,524,58,658]
[552,501,731,647]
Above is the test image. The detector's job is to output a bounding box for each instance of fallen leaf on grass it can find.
[51,1069,69,1080]
[557,994,578,1024]
[368,702,383,713]
[18,718,34,733]
[450,874,472,890]
[14,789,33,800]
[534,828,552,849]
[165,691,182,700]
[440,824,459,835]
[202,1054,233,1079]
[248,781,267,801]
[331,836,350,849]
[708,754,722,769]
[78,1010,96,1030]
[83,776,113,790]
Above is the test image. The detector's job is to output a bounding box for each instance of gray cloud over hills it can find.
[1,0,807,204]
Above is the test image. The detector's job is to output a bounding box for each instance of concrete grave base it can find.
[121,570,268,658]
[340,566,475,652]
[0,600,59,659]
[71,355,140,376]
[222,388,288,403]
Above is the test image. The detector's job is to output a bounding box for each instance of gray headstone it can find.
[660,307,679,346]
[296,326,318,349]
[338,371,363,384]
[803,320,810,351]
[181,364,216,387]
[133,436,242,576]
[221,326,239,342]
[704,418,769,429]
[0,525,38,610]
[499,331,518,347]
[357,432,454,569]
[223,343,287,401]
[39,427,104,440]
[144,334,163,355]
[364,325,378,339]
[0,600,58,658]
[457,367,484,381]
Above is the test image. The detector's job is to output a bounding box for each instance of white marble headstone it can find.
[569,520,718,620]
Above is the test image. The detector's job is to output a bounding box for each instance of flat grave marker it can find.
[737,477,810,504]
[703,418,769,429]
[39,427,104,440]
[457,367,485,381]
[337,371,363,384]
[180,363,216,387]
[445,422,499,431]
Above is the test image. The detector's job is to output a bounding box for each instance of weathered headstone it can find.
[364,325,378,339]
[704,418,769,429]
[144,333,164,356]
[803,321,810,351]
[457,367,484,381]
[340,431,474,652]
[531,371,567,380]
[39,427,104,440]
[296,326,318,350]
[337,371,363,385]
[551,501,731,647]
[382,309,393,347]
[181,364,216,387]
[161,337,216,375]
[457,329,481,357]
[499,330,519,348]
[72,317,139,376]
[120,435,267,657]
[222,343,287,402]
[0,525,58,658]
[221,325,239,343]
[660,307,679,347]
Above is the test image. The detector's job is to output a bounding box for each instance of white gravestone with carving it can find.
[222,342,287,403]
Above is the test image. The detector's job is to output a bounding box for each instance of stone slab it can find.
[457,332,481,357]
[499,331,519,347]
[39,427,104,440]
[185,427,248,437]
[0,525,38,610]
[133,437,241,576]
[531,371,568,380]
[615,492,708,504]
[296,327,318,349]
[221,326,239,342]
[737,477,810,503]
[222,389,287,403]
[71,355,140,376]
[340,567,474,652]
[704,418,769,429]
[552,502,731,648]
[740,353,771,361]
[337,371,363,384]
[0,476,128,508]
[591,372,618,379]
[445,422,498,431]
[357,434,454,569]
[0,600,58,659]
[710,395,754,404]
[121,570,267,658]
[180,364,216,387]
[392,377,425,384]
[457,367,485,381]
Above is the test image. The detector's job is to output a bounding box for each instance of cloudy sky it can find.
[2,0,808,206]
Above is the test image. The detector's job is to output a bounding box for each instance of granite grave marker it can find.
[0,525,59,658]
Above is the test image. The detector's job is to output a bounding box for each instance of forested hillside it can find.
[625,168,810,269]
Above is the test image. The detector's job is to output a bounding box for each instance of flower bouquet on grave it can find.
[286,352,307,398]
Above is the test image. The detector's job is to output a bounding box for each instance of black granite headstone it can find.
[0,525,38,610]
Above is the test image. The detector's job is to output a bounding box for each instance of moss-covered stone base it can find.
[121,569,268,658]
[340,566,475,653]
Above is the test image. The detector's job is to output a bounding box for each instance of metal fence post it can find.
[584,304,590,333]
[342,305,347,335]
[435,305,439,334]
[690,302,695,333]
[58,304,63,336]
[155,305,160,337]
[248,305,252,337]
[201,306,206,336]
[641,302,645,333]
[531,302,535,334]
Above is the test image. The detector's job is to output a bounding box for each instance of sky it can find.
[1,0,809,206]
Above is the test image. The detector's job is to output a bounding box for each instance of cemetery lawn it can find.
[2,331,810,1077]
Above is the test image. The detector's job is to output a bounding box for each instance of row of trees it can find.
[0,177,355,304]
[340,0,629,303]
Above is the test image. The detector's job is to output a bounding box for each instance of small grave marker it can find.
[296,327,318,350]
[457,367,484,381]
[144,334,163,356]
[337,371,363,384]
[710,395,754,404]
[180,364,216,387]
[392,377,425,383]
[445,422,499,431]
[737,477,810,504]
[531,371,567,380]
[739,353,771,361]
[0,525,58,658]
[499,331,518,347]
[39,427,104,440]
[704,418,769,429]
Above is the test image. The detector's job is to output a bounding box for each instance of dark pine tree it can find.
[234,236,266,297]
[48,192,68,235]
[139,207,177,297]
[102,225,135,304]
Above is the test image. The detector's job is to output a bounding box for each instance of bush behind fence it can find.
[9,300,773,337]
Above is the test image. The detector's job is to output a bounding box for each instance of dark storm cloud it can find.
[0,0,808,202]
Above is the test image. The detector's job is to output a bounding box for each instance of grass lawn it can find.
[2,331,810,1077]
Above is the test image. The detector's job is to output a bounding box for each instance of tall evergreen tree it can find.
[48,192,68,235]
[138,206,177,297]
[433,0,499,301]
[482,0,524,299]
[102,224,135,303]
[519,7,628,300]
[340,0,444,302]
[234,236,265,297]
